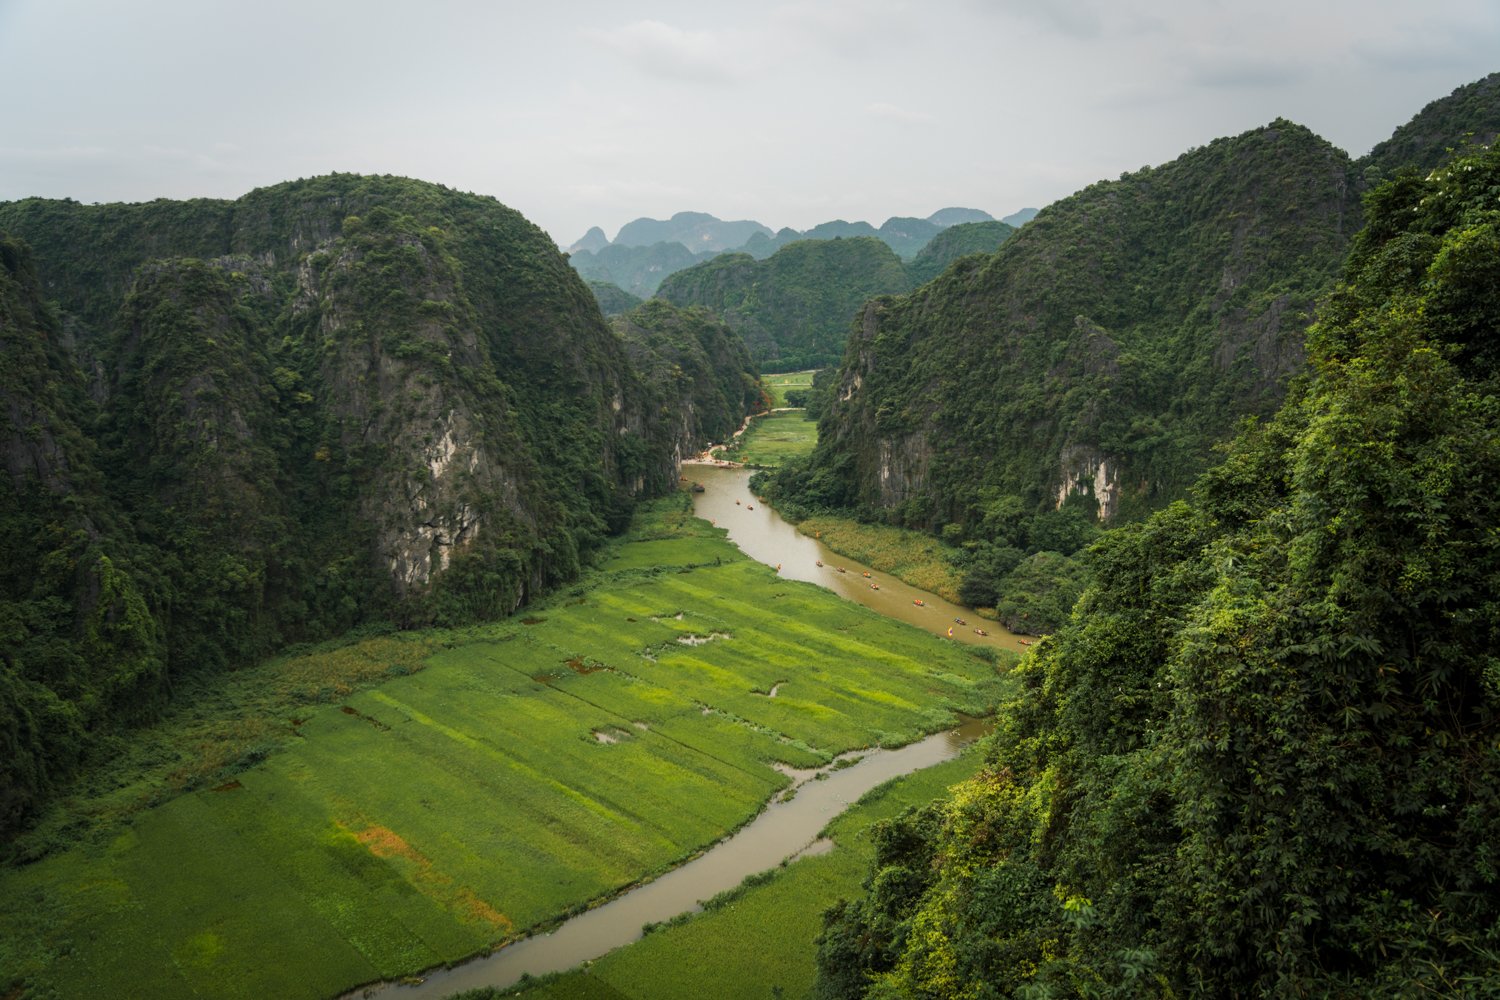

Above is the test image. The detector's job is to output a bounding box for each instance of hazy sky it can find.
[2,1,1496,246]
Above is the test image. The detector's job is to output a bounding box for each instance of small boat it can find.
[747,505,754,511]
[973,628,988,636]
[870,583,879,590]
[1019,638,1032,646]
[815,560,823,567]
[836,567,846,574]
[735,499,741,505]
[861,572,871,578]
[953,617,966,626]
[690,483,704,493]
[913,599,924,607]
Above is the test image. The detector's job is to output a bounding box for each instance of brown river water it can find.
[349,466,1009,998]
[687,464,1027,653]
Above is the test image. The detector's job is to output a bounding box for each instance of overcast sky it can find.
[2,1,1496,246]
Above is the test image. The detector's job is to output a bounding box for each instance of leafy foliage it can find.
[0,175,761,842]
[1361,70,1500,180]
[815,142,1500,998]
[657,237,913,369]
[907,220,1017,285]
[586,280,642,316]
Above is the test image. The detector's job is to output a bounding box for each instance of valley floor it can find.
[0,495,1011,1000]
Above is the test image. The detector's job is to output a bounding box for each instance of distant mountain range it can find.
[565,206,1037,297]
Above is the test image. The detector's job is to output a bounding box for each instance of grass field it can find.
[796,515,968,605]
[506,751,986,1000]
[0,495,1010,1000]
[760,370,817,408]
[724,410,818,468]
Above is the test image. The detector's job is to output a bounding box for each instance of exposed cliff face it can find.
[808,121,1357,530]
[611,299,763,460]
[0,175,762,839]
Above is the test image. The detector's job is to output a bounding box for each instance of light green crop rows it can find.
[0,500,1008,1000]
[512,752,987,1000]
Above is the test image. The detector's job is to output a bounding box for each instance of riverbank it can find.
[503,750,986,1000]
[792,515,968,607]
[0,495,1012,1000]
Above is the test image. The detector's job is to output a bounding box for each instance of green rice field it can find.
[508,752,985,1000]
[761,369,817,408]
[725,410,818,468]
[0,496,1010,1000]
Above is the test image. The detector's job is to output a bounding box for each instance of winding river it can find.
[686,464,1027,653]
[351,468,1010,998]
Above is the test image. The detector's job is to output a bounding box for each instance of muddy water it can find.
[354,719,991,998]
[687,463,1027,653]
[347,474,1012,998]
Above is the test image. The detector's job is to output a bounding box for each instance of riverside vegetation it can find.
[810,121,1500,998]
[0,495,1013,999]
[3,69,1500,1000]
[0,177,762,840]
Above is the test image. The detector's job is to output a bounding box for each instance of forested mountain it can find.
[568,208,1005,289]
[566,240,707,298]
[906,220,1018,284]
[0,175,759,839]
[610,210,772,252]
[816,139,1500,1000]
[789,120,1355,533]
[656,236,913,370]
[1361,70,1500,178]
[611,299,765,450]
[586,279,642,316]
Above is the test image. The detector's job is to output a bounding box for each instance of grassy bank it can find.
[0,495,1011,1000]
[795,516,967,606]
[723,409,818,468]
[761,370,817,408]
[505,751,985,1000]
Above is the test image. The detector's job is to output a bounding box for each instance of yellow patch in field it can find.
[351,824,512,933]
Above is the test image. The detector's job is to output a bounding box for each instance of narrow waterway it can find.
[347,470,1014,999]
[686,463,1027,653]
[351,719,991,999]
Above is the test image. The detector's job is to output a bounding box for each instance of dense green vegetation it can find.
[503,753,986,1000]
[611,299,765,450]
[763,369,817,408]
[657,237,913,369]
[762,87,1500,633]
[0,495,1011,999]
[0,175,762,841]
[906,220,1017,285]
[814,142,1500,998]
[586,280,642,316]
[1362,71,1500,179]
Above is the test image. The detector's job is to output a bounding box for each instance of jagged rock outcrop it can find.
[807,121,1355,530]
[0,175,762,839]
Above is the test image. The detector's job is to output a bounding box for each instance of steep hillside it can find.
[567,240,707,297]
[587,279,642,316]
[796,121,1354,533]
[656,236,913,370]
[611,299,765,455]
[816,139,1500,1000]
[907,219,1018,284]
[0,175,759,840]
[1361,70,1500,178]
[612,210,771,251]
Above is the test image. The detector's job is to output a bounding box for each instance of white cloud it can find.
[593,19,744,84]
[866,102,935,124]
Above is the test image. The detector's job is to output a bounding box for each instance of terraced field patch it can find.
[0,496,1010,1000]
